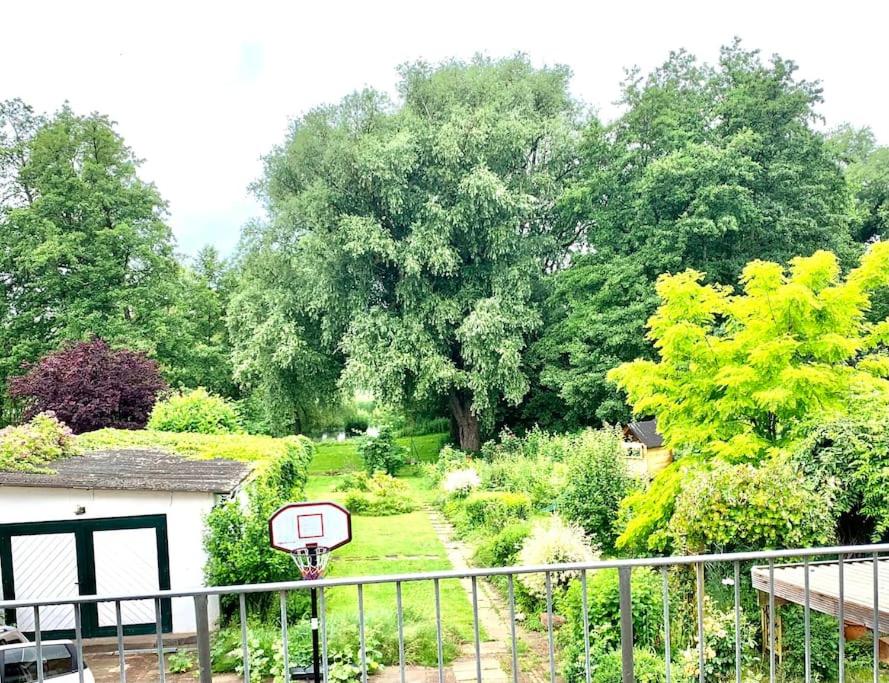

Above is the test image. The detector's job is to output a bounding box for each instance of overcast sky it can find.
[3,0,888,258]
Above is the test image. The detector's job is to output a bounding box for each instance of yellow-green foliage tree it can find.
[608,243,889,553]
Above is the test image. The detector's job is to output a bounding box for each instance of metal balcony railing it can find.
[1,543,887,683]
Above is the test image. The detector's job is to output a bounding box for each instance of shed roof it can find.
[0,448,253,494]
[625,419,664,448]
[751,558,889,633]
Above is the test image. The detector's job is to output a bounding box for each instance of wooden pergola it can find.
[751,558,889,660]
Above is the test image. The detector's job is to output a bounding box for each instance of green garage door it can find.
[0,515,172,639]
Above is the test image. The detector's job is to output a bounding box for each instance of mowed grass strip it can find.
[305,473,478,646]
[309,432,449,473]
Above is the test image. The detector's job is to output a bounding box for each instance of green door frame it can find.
[0,514,172,639]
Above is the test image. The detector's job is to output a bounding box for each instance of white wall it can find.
[0,486,220,633]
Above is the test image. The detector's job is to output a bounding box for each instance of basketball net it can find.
[292,545,331,580]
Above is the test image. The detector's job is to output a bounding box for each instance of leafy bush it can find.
[792,418,889,542]
[668,460,836,553]
[676,597,755,682]
[590,648,665,683]
[358,426,405,475]
[559,427,632,554]
[8,338,166,433]
[148,388,243,434]
[442,468,480,497]
[779,605,841,682]
[473,522,532,567]
[212,621,313,682]
[480,453,567,508]
[463,491,532,529]
[202,436,314,619]
[0,412,78,473]
[425,445,475,486]
[166,650,196,674]
[343,413,369,435]
[342,473,416,515]
[517,516,595,599]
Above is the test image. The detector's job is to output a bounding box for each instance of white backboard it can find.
[269,501,352,552]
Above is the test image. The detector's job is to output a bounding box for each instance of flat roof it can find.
[751,558,889,633]
[0,448,253,494]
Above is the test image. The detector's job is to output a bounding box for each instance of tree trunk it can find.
[449,390,481,451]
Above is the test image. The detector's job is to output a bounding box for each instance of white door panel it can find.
[11,533,78,631]
[93,528,159,627]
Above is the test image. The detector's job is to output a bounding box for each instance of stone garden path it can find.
[381,507,552,683]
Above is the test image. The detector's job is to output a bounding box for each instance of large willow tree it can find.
[240,56,582,447]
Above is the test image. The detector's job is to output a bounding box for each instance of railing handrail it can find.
[1,541,886,610]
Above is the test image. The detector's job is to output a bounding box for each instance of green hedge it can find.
[463,491,532,529]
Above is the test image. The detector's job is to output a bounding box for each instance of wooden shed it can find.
[622,418,673,478]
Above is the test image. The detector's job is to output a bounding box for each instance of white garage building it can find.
[0,448,252,638]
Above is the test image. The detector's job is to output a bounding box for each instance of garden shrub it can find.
[770,609,875,683]
[358,425,405,475]
[792,418,889,542]
[517,516,595,599]
[343,473,416,515]
[668,460,836,553]
[676,597,755,682]
[463,491,532,529]
[8,338,166,433]
[559,567,663,668]
[425,444,474,486]
[473,522,532,567]
[559,427,632,554]
[442,467,480,497]
[589,647,665,683]
[0,412,78,473]
[202,435,314,619]
[148,388,243,434]
[480,453,566,508]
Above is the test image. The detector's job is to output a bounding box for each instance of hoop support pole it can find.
[310,547,322,683]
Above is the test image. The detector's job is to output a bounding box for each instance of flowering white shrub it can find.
[442,468,481,496]
[517,515,596,599]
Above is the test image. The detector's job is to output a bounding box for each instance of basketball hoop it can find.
[269,501,352,683]
[292,545,331,580]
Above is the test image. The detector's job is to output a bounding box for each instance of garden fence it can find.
[1,542,887,683]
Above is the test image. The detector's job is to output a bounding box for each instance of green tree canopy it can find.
[530,42,857,428]
[235,56,583,447]
[609,243,889,462]
[0,100,234,410]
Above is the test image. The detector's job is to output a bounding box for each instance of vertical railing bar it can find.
[838,554,845,683]
[872,553,879,683]
[154,597,166,683]
[115,600,127,683]
[74,602,85,683]
[581,570,592,683]
[662,567,671,683]
[358,584,368,683]
[695,562,705,683]
[471,576,482,683]
[34,605,44,683]
[733,561,741,683]
[804,556,811,683]
[395,582,405,683]
[434,578,444,683]
[280,591,290,683]
[508,574,519,683]
[239,593,250,683]
[320,588,330,683]
[618,566,634,683]
[545,572,556,683]
[768,560,776,683]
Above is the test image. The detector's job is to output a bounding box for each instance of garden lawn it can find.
[309,432,449,474]
[305,473,477,662]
